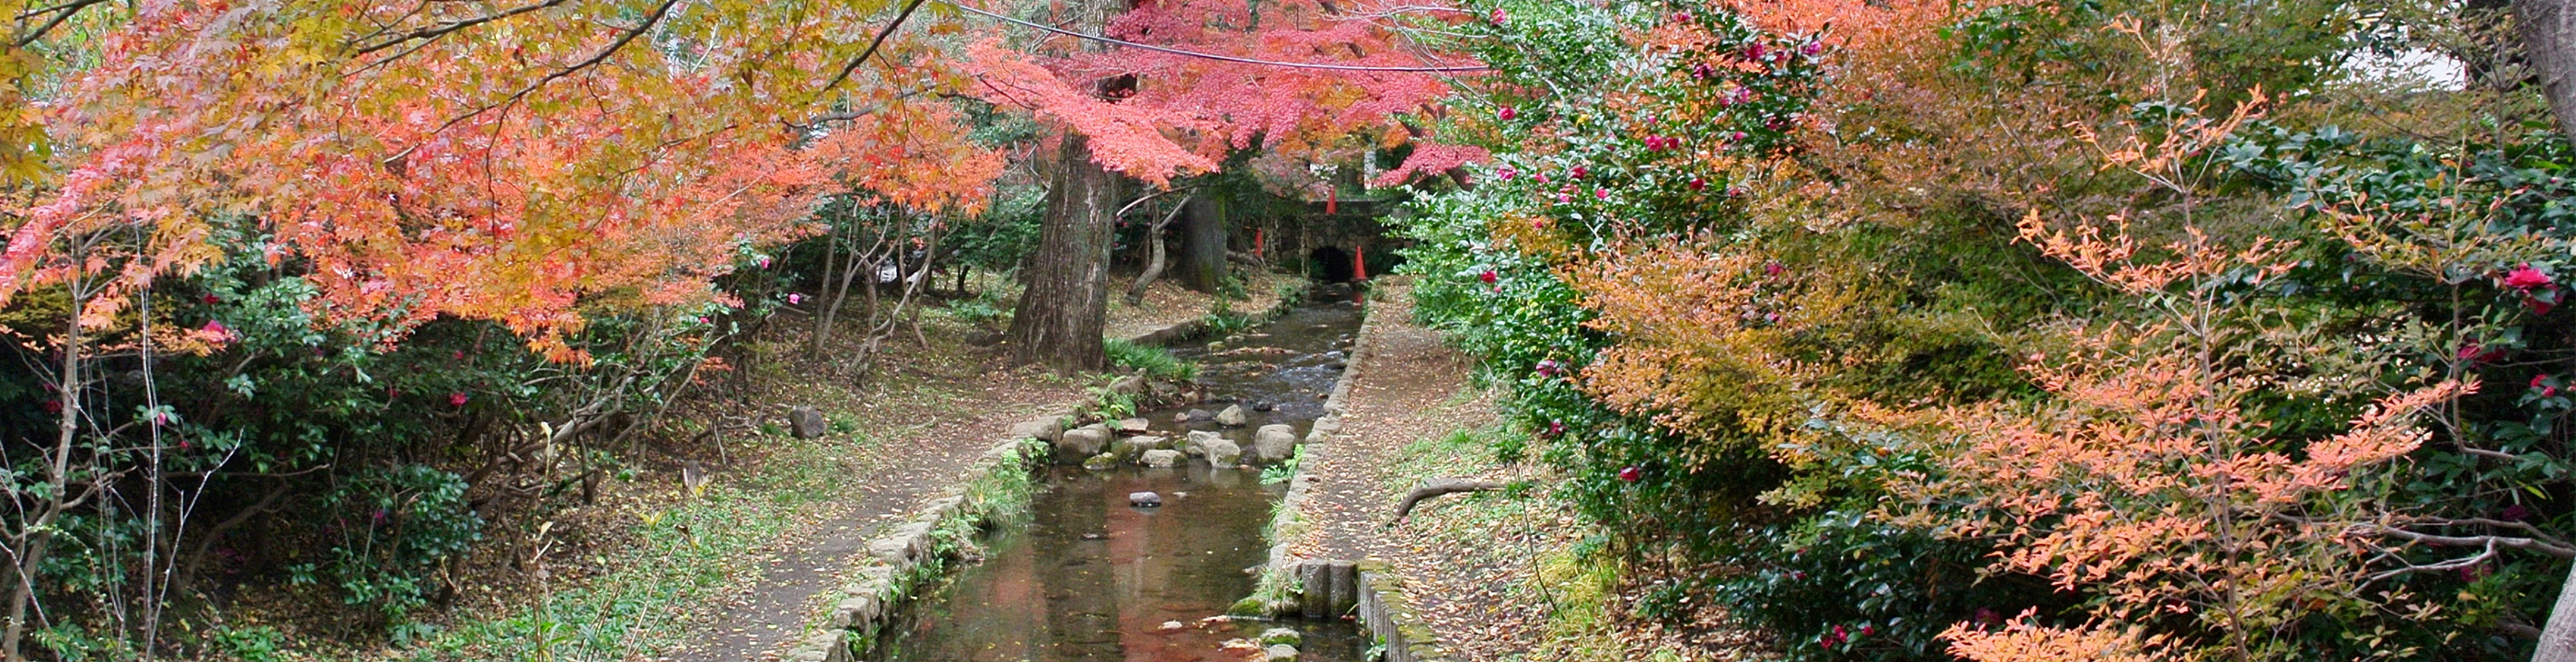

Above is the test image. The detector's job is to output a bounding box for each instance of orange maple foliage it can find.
[5,1,1001,360]
[1875,214,2471,660]
[1570,236,1860,465]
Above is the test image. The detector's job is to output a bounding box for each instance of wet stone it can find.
[1141,449,1183,467]
[1128,491,1163,507]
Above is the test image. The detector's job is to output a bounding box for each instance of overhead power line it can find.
[939,1,1491,73]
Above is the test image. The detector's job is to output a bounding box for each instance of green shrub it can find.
[1105,338,1198,381]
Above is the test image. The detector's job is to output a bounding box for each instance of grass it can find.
[1104,338,1198,381]
[1380,421,1641,662]
[400,428,883,662]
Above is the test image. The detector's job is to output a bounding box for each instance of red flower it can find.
[2536,295,2559,315]
[1689,177,1707,190]
[1765,262,1785,277]
[1617,466,1642,482]
[1489,7,1505,24]
[1594,188,1610,200]
[200,320,235,345]
[1478,269,1498,284]
[2535,373,2559,397]
[201,293,220,304]
[1570,166,1587,179]
[1535,359,1562,377]
[40,399,60,414]
[1497,106,1516,121]
[450,393,469,407]
[453,349,466,360]
[1498,166,1517,180]
[1859,623,1876,637]
[2507,263,2553,290]
[1548,421,1567,437]
[1532,218,1549,230]
[1533,172,1549,184]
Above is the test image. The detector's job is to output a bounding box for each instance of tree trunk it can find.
[2540,557,2576,661]
[2523,0,2576,141]
[8,290,83,661]
[1177,194,1227,292]
[1125,193,1192,306]
[1008,132,1120,373]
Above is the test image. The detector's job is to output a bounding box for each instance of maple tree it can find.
[0,1,1006,656]
[958,0,1473,371]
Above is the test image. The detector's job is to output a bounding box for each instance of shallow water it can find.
[868,286,1370,662]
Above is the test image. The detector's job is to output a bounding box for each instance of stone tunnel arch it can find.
[1308,245,1354,283]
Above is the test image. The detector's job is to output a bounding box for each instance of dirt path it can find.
[666,394,1069,662]
[660,297,1229,661]
[1290,280,1604,661]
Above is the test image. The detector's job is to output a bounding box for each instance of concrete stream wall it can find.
[1260,276,1459,662]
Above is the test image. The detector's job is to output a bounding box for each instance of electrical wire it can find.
[939,1,1490,73]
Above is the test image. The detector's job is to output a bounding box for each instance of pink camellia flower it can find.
[757,256,772,268]
[1859,623,1876,637]
[1594,188,1609,200]
[1548,421,1566,437]
[1744,43,1767,61]
[1533,172,1549,184]
[1498,106,1517,121]
[201,320,234,344]
[1570,166,1588,179]
[1532,218,1550,230]
[1800,40,1823,56]
[1478,269,1498,284]
[2535,373,2558,397]
[1556,193,1571,204]
[1689,177,1708,190]
[1498,166,1517,180]
[201,293,220,304]
[1765,262,1785,277]
[1618,465,1642,482]
[1535,359,1562,377]
[449,393,468,407]
[2506,264,2552,290]
[453,349,466,360]
[2533,291,2558,315]
[1489,7,1505,24]
[788,292,805,304]
[699,316,712,325]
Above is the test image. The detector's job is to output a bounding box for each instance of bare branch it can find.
[823,0,929,92]
[349,0,572,56]
[2353,522,2576,559]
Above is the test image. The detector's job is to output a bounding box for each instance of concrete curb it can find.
[775,436,1049,662]
[1123,278,1312,348]
[1254,278,1456,662]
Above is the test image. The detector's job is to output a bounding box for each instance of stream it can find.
[865,285,1372,662]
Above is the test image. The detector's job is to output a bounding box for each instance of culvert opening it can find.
[1309,246,1353,283]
